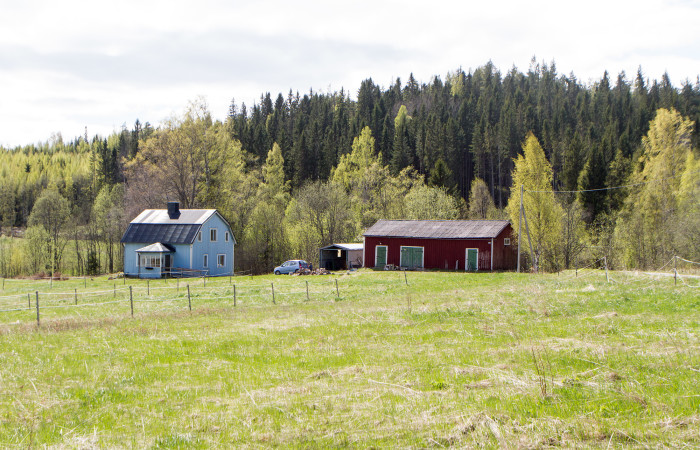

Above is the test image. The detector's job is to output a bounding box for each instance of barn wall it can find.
[364,225,517,271]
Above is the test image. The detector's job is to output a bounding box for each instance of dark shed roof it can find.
[363,220,510,239]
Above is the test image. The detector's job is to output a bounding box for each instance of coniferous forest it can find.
[0,61,699,275]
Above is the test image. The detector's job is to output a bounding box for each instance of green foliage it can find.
[404,184,460,220]
[615,108,699,267]
[507,133,563,271]
[468,178,496,219]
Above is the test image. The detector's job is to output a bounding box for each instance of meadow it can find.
[0,269,698,448]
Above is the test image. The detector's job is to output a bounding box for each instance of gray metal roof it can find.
[320,243,364,251]
[363,220,510,239]
[135,243,175,253]
[130,209,217,225]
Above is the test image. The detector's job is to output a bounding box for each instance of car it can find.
[273,260,310,275]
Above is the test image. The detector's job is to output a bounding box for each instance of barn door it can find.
[465,248,478,272]
[401,247,424,269]
[375,245,387,268]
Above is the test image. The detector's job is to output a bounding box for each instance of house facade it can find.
[121,202,235,278]
[363,219,516,271]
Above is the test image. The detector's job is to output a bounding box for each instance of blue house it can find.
[121,202,235,278]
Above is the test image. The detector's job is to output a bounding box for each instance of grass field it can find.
[0,270,698,447]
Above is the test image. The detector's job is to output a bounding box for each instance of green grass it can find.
[0,270,698,447]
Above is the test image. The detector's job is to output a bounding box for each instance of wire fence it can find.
[0,260,697,326]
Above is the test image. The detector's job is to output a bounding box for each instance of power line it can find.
[525,168,700,194]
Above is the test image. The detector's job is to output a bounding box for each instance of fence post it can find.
[674,256,677,286]
[306,281,309,301]
[177,278,180,293]
[147,279,150,296]
[233,284,237,307]
[35,291,40,326]
[84,276,87,288]
[2,278,4,290]
[271,282,275,304]
[187,284,192,312]
[27,293,31,309]
[604,257,609,283]
[404,271,408,285]
[335,279,339,298]
[74,288,78,305]
[203,276,206,288]
[114,283,116,297]
[130,286,134,317]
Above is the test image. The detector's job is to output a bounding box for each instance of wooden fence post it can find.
[35,291,40,326]
[306,281,309,301]
[271,282,275,304]
[74,288,78,305]
[27,293,31,309]
[114,283,116,297]
[187,285,191,311]
[604,257,609,283]
[404,271,408,285]
[233,284,237,307]
[130,286,134,317]
[674,256,678,286]
[147,280,150,296]
[335,279,339,298]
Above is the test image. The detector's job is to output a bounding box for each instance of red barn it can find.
[363,220,516,271]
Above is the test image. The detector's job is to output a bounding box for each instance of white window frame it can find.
[197,231,202,242]
[399,246,424,269]
[203,254,209,268]
[217,254,225,267]
[210,228,217,242]
[375,245,388,267]
[504,238,511,246]
[140,254,161,268]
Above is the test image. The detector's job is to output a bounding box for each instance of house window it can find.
[197,231,202,242]
[203,254,209,268]
[225,231,229,242]
[217,254,225,267]
[504,238,511,246]
[140,254,161,268]
[210,228,217,242]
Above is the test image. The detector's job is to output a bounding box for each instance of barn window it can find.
[504,238,511,246]
[203,254,209,268]
[210,229,217,242]
[197,231,202,242]
[225,231,229,242]
[217,254,225,267]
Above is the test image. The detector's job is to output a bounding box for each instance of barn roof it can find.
[363,220,510,239]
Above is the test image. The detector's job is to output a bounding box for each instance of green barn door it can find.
[466,249,478,272]
[375,246,387,268]
[401,247,423,269]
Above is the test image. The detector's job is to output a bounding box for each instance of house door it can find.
[465,248,478,272]
[375,245,387,268]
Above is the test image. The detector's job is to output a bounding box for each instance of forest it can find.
[0,60,698,275]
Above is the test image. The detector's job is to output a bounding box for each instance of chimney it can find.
[167,201,181,219]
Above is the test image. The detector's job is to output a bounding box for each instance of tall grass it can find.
[0,270,698,447]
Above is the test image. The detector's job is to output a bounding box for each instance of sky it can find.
[1,0,700,148]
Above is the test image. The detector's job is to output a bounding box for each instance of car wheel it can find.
[274,270,281,275]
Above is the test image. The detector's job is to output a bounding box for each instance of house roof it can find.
[121,208,219,245]
[320,243,364,251]
[135,242,175,253]
[363,220,510,239]
[130,209,217,225]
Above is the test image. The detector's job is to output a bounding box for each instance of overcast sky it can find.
[1,0,699,147]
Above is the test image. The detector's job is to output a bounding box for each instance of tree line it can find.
[0,60,698,275]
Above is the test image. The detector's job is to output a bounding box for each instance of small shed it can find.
[362,219,516,271]
[319,243,364,270]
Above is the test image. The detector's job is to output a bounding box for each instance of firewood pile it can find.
[293,268,331,276]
